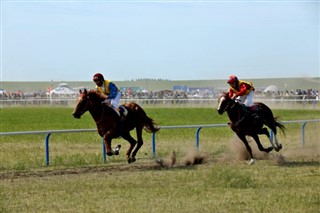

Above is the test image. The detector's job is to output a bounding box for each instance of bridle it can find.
[220,95,246,126]
[218,95,235,112]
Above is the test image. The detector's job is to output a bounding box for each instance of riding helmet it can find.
[227,75,238,84]
[93,73,104,81]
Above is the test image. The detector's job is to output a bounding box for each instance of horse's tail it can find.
[274,117,286,135]
[144,116,160,133]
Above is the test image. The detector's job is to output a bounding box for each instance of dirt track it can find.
[0,150,208,180]
[1,137,318,180]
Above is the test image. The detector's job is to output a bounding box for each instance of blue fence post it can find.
[152,133,156,158]
[301,122,307,147]
[45,133,51,166]
[102,138,106,163]
[196,127,202,149]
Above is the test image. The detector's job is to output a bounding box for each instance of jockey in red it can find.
[227,75,259,119]
[227,75,255,107]
[93,73,127,117]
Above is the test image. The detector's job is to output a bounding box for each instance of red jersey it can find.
[228,80,254,98]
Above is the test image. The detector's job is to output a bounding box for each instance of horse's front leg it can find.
[103,134,121,156]
[103,134,113,156]
[237,134,255,165]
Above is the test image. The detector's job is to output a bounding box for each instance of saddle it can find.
[101,103,127,119]
[239,103,260,121]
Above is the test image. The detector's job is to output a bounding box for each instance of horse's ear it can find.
[83,88,88,94]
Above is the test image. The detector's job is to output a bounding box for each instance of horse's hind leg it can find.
[262,127,282,152]
[272,134,282,152]
[266,121,283,151]
[258,127,277,151]
[121,132,137,163]
[131,127,144,162]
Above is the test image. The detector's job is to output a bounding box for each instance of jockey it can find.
[93,73,127,117]
[227,75,258,119]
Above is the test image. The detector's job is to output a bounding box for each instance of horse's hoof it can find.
[128,157,136,164]
[248,159,255,165]
[274,144,282,152]
[266,147,273,153]
[106,152,113,156]
[113,145,121,155]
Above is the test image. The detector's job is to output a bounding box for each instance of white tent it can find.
[263,85,279,93]
[0,89,6,95]
[50,83,78,97]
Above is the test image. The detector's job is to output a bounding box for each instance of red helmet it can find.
[93,73,104,81]
[227,75,238,84]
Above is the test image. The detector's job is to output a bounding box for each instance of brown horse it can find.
[72,89,160,163]
[217,93,285,164]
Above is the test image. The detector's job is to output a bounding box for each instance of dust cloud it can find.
[219,134,319,164]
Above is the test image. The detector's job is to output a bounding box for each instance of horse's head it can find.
[72,89,93,119]
[216,93,234,115]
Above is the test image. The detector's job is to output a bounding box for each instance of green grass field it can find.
[0,107,319,212]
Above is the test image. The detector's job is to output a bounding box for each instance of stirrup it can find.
[119,106,128,117]
[111,107,120,116]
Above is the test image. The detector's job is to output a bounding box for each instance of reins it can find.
[87,92,107,124]
[226,100,247,126]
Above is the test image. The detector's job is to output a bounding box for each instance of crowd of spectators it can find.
[0,88,319,101]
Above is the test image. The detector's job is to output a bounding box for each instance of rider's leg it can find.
[244,91,254,107]
[244,91,259,120]
[111,92,127,117]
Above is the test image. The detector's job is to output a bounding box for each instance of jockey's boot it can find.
[118,106,128,117]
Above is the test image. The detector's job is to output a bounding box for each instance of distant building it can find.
[173,85,188,92]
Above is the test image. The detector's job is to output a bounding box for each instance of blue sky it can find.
[1,0,319,81]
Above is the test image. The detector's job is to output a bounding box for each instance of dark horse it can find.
[217,93,285,164]
[72,89,160,163]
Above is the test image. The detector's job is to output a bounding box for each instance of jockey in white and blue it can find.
[93,73,127,117]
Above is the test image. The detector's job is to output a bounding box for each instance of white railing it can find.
[0,98,319,109]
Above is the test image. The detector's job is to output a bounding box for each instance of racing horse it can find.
[72,89,160,163]
[217,93,285,164]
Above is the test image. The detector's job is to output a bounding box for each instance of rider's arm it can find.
[235,83,248,96]
[96,86,108,99]
[228,89,234,98]
[107,82,118,99]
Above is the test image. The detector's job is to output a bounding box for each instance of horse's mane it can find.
[87,89,105,101]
